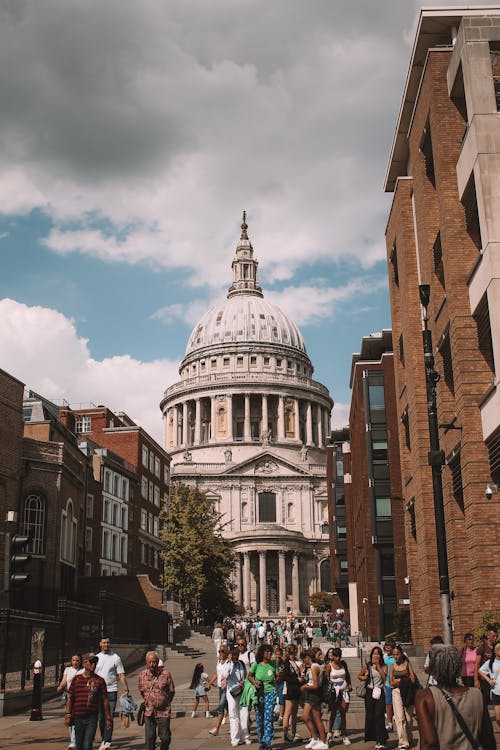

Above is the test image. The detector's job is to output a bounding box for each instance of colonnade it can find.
[232,548,302,616]
[166,392,330,450]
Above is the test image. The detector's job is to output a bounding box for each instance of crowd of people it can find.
[199,617,498,750]
[56,617,499,750]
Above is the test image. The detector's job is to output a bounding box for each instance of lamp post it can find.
[419,284,453,645]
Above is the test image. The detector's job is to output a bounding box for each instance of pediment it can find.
[223,451,311,477]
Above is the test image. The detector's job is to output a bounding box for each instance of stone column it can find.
[242,551,251,611]
[291,551,300,614]
[234,553,242,606]
[277,395,285,441]
[324,409,330,443]
[259,550,268,616]
[172,407,178,448]
[194,398,201,445]
[182,402,188,446]
[278,550,287,616]
[306,401,313,446]
[210,396,216,442]
[227,394,233,441]
[244,393,251,441]
[261,394,268,436]
[317,404,323,447]
[294,398,300,441]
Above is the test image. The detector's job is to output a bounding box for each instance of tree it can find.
[310,591,333,611]
[161,482,236,619]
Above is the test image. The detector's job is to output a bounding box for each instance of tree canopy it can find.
[161,482,236,619]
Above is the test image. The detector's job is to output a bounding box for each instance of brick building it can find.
[20,391,88,610]
[346,331,408,641]
[384,7,500,645]
[0,369,24,598]
[60,406,171,585]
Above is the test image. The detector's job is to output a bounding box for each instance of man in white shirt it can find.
[95,636,130,750]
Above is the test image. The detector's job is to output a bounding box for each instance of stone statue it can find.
[300,444,308,462]
[224,447,233,463]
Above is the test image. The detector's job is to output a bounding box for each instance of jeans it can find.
[144,715,171,750]
[98,690,117,742]
[74,714,98,750]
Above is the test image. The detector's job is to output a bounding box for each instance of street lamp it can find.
[419,284,453,645]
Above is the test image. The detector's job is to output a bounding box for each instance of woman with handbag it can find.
[358,646,388,750]
[415,645,495,750]
[206,645,231,736]
[325,647,351,745]
[226,647,251,747]
[389,645,416,750]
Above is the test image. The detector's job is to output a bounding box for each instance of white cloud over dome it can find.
[0,299,178,443]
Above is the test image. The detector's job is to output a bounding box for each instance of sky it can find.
[0,0,487,443]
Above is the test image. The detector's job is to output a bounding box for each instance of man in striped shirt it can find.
[65,653,112,750]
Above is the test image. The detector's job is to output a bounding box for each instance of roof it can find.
[385,5,500,192]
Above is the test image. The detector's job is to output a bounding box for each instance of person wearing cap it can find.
[65,653,112,750]
[95,636,129,750]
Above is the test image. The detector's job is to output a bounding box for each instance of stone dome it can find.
[185,294,307,357]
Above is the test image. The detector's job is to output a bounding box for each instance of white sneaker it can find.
[333,730,341,739]
[304,740,316,749]
[221,716,226,725]
[99,744,106,750]
[103,744,111,750]
[206,711,211,718]
[342,738,351,746]
[312,742,329,750]
[326,733,332,743]
[191,710,197,718]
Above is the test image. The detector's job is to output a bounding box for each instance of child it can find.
[190,662,210,718]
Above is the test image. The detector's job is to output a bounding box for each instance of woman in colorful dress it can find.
[248,643,277,750]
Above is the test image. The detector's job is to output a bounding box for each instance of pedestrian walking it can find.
[300,648,329,750]
[475,624,498,706]
[226,646,251,747]
[325,647,351,746]
[248,643,277,750]
[65,653,112,750]
[415,644,495,750]
[58,654,83,749]
[138,651,175,750]
[460,632,477,687]
[95,636,130,750]
[389,644,417,750]
[479,640,500,729]
[282,643,304,743]
[189,662,210,717]
[358,646,388,750]
[206,645,231,736]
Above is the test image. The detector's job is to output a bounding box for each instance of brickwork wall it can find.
[0,369,24,590]
[386,49,500,645]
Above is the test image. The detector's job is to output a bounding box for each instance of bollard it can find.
[30,659,43,721]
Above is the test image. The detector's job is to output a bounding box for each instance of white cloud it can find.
[0,0,422,288]
[0,298,179,443]
[331,402,350,431]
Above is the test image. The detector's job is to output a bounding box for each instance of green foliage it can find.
[310,591,333,611]
[473,610,500,642]
[161,482,236,618]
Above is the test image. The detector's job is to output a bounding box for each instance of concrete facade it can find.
[160,215,334,616]
[385,7,500,645]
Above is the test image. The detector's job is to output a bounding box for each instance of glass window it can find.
[369,384,385,410]
[142,446,148,466]
[87,494,94,519]
[336,525,347,539]
[335,488,345,506]
[258,492,276,523]
[154,457,160,477]
[140,510,147,530]
[376,497,392,518]
[23,494,45,555]
[75,416,91,433]
[141,476,148,498]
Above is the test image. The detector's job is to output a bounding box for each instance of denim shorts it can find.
[384,685,393,705]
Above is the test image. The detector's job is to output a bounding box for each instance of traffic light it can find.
[9,534,32,587]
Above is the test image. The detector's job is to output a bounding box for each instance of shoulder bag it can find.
[438,687,481,750]
[137,675,159,727]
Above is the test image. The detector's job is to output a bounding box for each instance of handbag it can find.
[138,674,159,726]
[355,683,366,698]
[230,683,244,697]
[438,688,481,750]
[372,686,381,700]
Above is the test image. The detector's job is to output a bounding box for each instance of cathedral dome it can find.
[185,293,307,357]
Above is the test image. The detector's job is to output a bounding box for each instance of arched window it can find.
[320,559,331,591]
[60,499,77,566]
[23,494,46,555]
[258,492,276,523]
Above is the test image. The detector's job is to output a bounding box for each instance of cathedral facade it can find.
[160,215,333,616]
